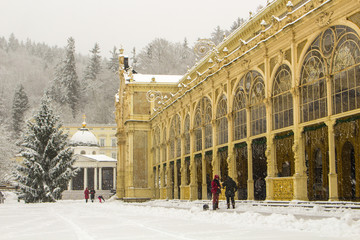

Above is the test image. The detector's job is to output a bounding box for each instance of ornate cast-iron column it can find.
[326,119,339,201]
[227,113,235,180]
[189,128,197,200]
[211,119,219,176]
[246,106,254,200]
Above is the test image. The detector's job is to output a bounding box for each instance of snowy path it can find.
[0,194,359,240]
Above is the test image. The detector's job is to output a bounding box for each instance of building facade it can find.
[62,122,117,200]
[116,0,360,202]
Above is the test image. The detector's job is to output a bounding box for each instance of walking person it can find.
[222,175,237,209]
[90,189,96,202]
[84,187,89,203]
[211,174,221,210]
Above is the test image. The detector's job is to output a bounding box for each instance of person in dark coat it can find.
[211,174,221,210]
[222,175,237,209]
[98,195,105,203]
[90,189,96,202]
[84,188,89,203]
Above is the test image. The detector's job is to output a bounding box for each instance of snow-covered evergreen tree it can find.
[12,84,30,135]
[229,17,245,33]
[14,96,78,203]
[107,46,119,73]
[0,124,16,184]
[83,43,102,81]
[0,90,7,122]
[137,38,195,75]
[130,47,137,70]
[49,37,80,118]
[211,26,225,45]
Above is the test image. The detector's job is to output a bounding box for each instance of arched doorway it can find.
[252,138,267,200]
[304,125,329,201]
[340,141,356,201]
[169,161,174,199]
[205,151,213,200]
[313,149,325,200]
[235,143,247,199]
[219,147,228,181]
[195,154,202,200]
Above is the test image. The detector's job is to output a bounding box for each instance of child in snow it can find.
[98,195,105,203]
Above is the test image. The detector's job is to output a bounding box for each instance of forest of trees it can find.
[0,15,253,128]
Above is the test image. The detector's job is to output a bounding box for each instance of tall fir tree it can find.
[211,26,225,45]
[15,96,77,203]
[0,124,16,184]
[107,46,119,73]
[50,37,80,118]
[12,84,30,135]
[130,47,137,70]
[83,43,102,81]
[0,90,7,122]
[82,43,102,100]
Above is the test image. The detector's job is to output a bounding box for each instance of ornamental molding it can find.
[240,59,251,70]
[276,49,284,65]
[316,11,333,27]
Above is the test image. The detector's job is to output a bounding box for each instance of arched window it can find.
[194,105,202,152]
[162,127,167,162]
[331,26,360,114]
[204,98,213,149]
[92,151,96,155]
[216,95,228,145]
[193,97,213,150]
[175,115,181,158]
[233,82,247,140]
[80,150,86,154]
[184,114,191,155]
[154,127,160,164]
[300,29,327,122]
[170,121,175,160]
[249,71,266,136]
[272,64,293,129]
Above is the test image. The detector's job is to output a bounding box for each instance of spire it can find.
[82,114,87,128]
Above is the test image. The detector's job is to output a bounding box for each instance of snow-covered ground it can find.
[0,191,359,240]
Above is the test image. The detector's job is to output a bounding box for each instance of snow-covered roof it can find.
[125,73,182,84]
[82,154,117,162]
[69,128,99,147]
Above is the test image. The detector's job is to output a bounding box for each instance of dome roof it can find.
[69,128,99,147]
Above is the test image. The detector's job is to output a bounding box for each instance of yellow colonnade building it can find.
[116,0,360,202]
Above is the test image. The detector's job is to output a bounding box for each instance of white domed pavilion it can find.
[63,120,117,200]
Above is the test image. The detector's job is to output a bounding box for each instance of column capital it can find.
[226,112,233,121]
[290,86,299,97]
[325,117,336,129]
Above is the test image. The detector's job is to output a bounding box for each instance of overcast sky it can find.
[0,0,266,58]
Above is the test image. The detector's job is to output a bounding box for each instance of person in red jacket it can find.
[84,188,89,203]
[211,175,221,210]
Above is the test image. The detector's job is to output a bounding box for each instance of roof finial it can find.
[82,114,87,128]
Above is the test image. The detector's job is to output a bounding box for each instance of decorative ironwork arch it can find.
[216,95,228,145]
[184,114,190,155]
[233,87,247,140]
[272,64,293,130]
